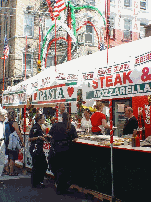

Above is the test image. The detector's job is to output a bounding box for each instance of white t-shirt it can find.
[58,112,63,122]
[0,121,5,174]
[81,117,92,129]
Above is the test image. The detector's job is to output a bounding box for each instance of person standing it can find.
[57,103,66,122]
[123,107,138,136]
[5,110,24,176]
[91,101,110,135]
[0,107,7,176]
[29,114,47,188]
[81,108,92,132]
[48,112,78,195]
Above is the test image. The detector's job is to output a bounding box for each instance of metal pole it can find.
[106,0,110,63]
[107,0,114,200]
[38,15,41,61]
[23,105,26,170]
[25,36,27,80]
[55,18,57,70]
[2,55,5,91]
[55,103,58,122]
[109,99,114,201]
[67,2,72,113]
[67,1,72,61]
[23,36,27,174]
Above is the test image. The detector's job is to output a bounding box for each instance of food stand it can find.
[2,36,151,201]
[73,36,151,201]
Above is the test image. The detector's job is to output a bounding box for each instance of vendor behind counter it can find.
[91,101,110,135]
[81,108,92,132]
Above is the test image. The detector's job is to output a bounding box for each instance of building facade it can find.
[0,0,42,99]
[0,0,151,102]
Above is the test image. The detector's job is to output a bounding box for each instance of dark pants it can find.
[92,131,102,135]
[53,150,72,192]
[31,150,47,187]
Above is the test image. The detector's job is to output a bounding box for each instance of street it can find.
[0,167,102,202]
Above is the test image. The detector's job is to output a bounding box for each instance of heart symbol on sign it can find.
[34,92,37,100]
[67,87,74,97]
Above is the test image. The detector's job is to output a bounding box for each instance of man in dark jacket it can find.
[123,107,138,136]
[48,112,78,195]
[29,114,47,188]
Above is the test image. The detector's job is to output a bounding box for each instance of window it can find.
[46,55,54,68]
[9,10,13,38]
[140,1,147,10]
[70,0,77,5]
[77,33,84,43]
[45,18,54,35]
[5,21,7,36]
[123,19,132,40]
[85,25,93,44]
[86,0,95,6]
[23,53,32,75]
[9,17,11,38]
[124,0,131,7]
[140,25,145,38]
[24,14,34,37]
[87,50,92,55]
[85,18,93,44]
[109,17,115,39]
[0,25,1,43]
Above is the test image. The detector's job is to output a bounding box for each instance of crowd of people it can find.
[0,101,139,195]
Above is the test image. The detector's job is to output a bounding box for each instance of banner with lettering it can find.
[32,82,77,104]
[82,50,151,100]
[2,91,27,106]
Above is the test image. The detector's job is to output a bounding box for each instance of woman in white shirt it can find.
[81,108,92,132]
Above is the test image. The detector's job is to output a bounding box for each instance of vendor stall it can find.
[81,36,151,138]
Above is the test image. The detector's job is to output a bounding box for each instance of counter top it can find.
[75,136,151,153]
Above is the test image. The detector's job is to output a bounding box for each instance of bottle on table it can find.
[131,129,137,147]
[131,137,136,147]
[135,135,140,147]
[139,127,143,140]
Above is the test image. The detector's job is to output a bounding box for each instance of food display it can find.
[78,133,131,147]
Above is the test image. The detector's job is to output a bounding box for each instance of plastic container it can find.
[124,139,128,146]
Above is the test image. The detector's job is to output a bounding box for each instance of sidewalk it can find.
[0,166,102,202]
